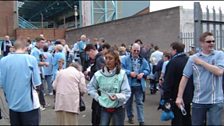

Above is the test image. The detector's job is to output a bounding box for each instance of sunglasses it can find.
[133,50,140,52]
[205,40,215,43]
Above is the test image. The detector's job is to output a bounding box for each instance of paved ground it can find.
[0,88,224,125]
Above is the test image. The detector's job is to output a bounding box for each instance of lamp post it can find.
[40,12,43,28]
[74,5,78,28]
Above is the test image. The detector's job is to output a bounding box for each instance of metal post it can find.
[219,7,223,49]
[40,12,43,28]
[114,1,118,19]
[212,7,217,49]
[206,6,210,31]
[104,1,107,22]
[15,1,18,30]
[74,5,78,28]
[63,16,66,28]
[79,1,83,27]
[194,2,202,51]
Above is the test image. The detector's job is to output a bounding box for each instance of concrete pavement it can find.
[0,89,223,125]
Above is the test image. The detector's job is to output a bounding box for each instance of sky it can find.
[150,1,224,12]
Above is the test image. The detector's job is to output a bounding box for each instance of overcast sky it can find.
[150,1,224,12]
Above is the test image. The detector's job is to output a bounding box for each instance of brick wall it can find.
[0,1,16,39]
[16,28,66,40]
[66,7,181,51]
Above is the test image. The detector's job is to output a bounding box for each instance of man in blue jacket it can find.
[121,43,150,126]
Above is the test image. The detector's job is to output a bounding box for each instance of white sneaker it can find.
[49,92,53,96]
[45,103,51,107]
[40,106,46,111]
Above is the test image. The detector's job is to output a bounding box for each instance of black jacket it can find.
[89,52,105,79]
[162,53,194,104]
[90,52,105,110]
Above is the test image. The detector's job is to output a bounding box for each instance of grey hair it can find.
[69,62,83,71]
[55,44,63,52]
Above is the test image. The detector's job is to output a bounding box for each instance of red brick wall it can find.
[16,28,66,40]
[0,1,15,39]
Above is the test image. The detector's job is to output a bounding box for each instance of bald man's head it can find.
[132,43,140,49]
[131,43,141,58]
[80,34,86,41]
[5,35,10,41]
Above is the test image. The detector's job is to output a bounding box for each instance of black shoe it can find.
[139,122,144,126]
[128,117,134,124]
[150,89,156,95]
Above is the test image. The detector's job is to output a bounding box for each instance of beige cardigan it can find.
[53,67,86,114]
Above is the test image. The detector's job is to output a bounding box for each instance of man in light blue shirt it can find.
[0,39,41,125]
[43,45,53,95]
[52,44,66,81]
[176,32,224,125]
[77,34,89,71]
[31,37,49,110]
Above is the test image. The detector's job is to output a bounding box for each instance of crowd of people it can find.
[0,31,223,125]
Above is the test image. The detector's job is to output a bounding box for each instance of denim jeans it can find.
[100,107,125,125]
[44,75,53,93]
[125,86,144,123]
[192,103,223,125]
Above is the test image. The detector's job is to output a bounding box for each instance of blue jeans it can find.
[100,107,125,125]
[192,103,223,125]
[44,75,53,93]
[125,86,144,123]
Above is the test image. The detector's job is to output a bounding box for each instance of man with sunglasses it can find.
[121,43,150,125]
[176,31,224,125]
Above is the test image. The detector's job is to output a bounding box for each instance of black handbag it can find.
[79,95,86,112]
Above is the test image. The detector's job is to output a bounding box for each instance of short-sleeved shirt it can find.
[52,52,66,80]
[43,52,53,76]
[0,53,41,112]
[31,46,42,63]
[183,50,224,104]
[77,41,86,53]
[31,46,43,74]
[162,60,169,74]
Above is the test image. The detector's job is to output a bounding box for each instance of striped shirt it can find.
[183,50,224,104]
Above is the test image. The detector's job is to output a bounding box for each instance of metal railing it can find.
[180,32,194,52]
[194,2,224,50]
[180,2,224,52]
[18,16,38,29]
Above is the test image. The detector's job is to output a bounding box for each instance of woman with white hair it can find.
[52,44,66,81]
[53,62,86,125]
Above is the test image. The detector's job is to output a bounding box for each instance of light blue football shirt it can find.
[0,53,41,112]
[183,50,224,104]
[43,52,53,76]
